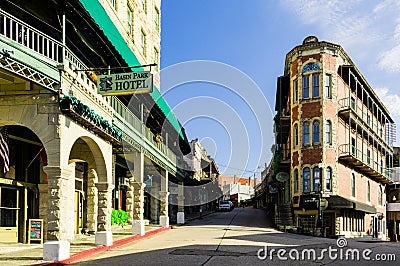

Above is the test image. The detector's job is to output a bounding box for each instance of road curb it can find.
[40,226,171,265]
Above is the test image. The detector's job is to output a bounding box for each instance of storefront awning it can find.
[327,195,376,213]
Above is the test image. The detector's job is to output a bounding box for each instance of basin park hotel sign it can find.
[98,71,153,96]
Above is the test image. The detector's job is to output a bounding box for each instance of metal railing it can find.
[338,144,392,179]
[0,8,181,167]
[110,97,178,164]
[339,97,386,141]
[0,9,63,63]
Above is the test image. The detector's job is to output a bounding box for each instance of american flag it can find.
[0,127,9,174]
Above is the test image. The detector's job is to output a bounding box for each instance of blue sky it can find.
[160,0,400,178]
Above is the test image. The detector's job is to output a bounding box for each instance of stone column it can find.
[159,170,169,228]
[126,171,134,220]
[95,182,114,246]
[42,165,75,261]
[177,182,185,224]
[38,183,49,240]
[150,181,160,223]
[132,181,146,235]
[132,151,146,236]
[86,169,98,234]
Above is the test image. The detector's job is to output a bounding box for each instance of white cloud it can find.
[281,0,400,71]
[375,87,400,118]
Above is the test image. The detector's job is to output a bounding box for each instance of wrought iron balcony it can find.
[338,144,393,183]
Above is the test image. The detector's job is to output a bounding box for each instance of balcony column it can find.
[95,182,114,246]
[159,170,169,228]
[177,182,185,224]
[132,151,146,236]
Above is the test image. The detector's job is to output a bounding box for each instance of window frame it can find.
[313,166,321,192]
[367,181,371,202]
[127,5,134,36]
[303,167,311,192]
[325,74,331,98]
[154,6,160,31]
[325,167,332,192]
[312,120,320,143]
[302,75,309,99]
[294,123,299,147]
[351,173,356,197]
[303,121,310,145]
[312,74,319,97]
[293,78,298,103]
[141,29,147,57]
[154,47,159,71]
[325,120,332,145]
[294,169,299,193]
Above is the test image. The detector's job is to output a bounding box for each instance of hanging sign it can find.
[276,172,289,182]
[97,71,153,96]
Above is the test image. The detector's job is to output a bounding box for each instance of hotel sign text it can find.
[97,71,153,96]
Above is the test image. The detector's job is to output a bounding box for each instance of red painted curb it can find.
[41,226,171,265]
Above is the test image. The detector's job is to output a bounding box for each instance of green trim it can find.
[79,0,187,142]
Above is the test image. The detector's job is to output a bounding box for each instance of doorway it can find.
[0,187,19,243]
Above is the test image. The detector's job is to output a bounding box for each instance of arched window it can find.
[313,166,321,191]
[326,120,332,144]
[378,186,383,205]
[303,121,310,145]
[351,173,356,197]
[325,167,332,192]
[294,124,299,147]
[313,120,320,143]
[303,167,311,192]
[294,169,299,193]
[367,181,371,202]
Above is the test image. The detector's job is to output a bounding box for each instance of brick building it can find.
[273,36,395,239]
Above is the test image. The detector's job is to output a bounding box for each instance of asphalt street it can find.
[73,208,400,265]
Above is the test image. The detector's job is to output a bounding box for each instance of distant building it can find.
[386,147,400,241]
[218,175,260,204]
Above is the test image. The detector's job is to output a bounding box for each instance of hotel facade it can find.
[0,0,192,259]
[273,36,395,239]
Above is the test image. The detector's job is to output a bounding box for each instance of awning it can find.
[327,195,376,213]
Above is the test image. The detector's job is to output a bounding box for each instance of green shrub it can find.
[111,209,131,227]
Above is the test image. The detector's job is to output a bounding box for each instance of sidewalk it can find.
[0,224,167,265]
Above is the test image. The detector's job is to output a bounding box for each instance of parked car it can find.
[218,200,234,211]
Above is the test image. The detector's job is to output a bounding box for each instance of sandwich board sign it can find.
[28,219,43,245]
[97,71,153,96]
